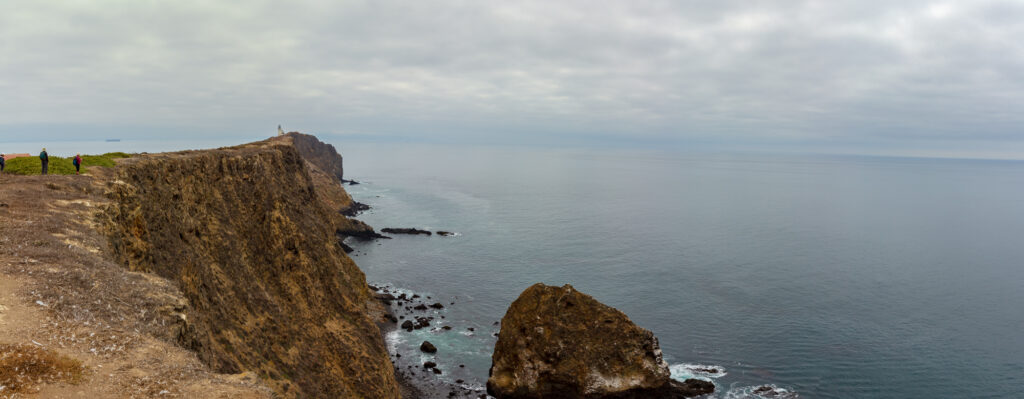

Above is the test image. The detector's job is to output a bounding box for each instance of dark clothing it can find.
[0,156,5,173]
[40,151,48,175]
[73,155,81,172]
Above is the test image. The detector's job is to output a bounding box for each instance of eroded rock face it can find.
[100,138,399,398]
[487,283,711,398]
[268,134,378,238]
[286,131,344,181]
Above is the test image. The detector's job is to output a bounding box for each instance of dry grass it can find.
[0,174,272,398]
[0,343,84,395]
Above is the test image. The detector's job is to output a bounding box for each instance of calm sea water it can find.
[340,142,1024,398]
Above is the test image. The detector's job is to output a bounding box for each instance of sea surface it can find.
[9,137,1021,397]
[338,142,1024,398]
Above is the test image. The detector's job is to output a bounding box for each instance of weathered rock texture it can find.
[268,133,377,238]
[286,131,344,181]
[100,135,400,398]
[488,283,713,398]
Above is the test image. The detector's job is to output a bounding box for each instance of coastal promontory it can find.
[100,134,399,398]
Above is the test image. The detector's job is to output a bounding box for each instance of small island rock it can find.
[487,283,713,398]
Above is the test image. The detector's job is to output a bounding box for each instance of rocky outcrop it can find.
[100,137,399,398]
[381,227,432,236]
[487,283,713,399]
[266,134,379,239]
[340,201,371,217]
[285,131,344,181]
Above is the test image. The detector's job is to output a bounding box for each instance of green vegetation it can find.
[2,152,130,175]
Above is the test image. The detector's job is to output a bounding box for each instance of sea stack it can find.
[487,283,714,398]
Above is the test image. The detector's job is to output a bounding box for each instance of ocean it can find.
[7,136,1020,397]
[339,141,1024,398]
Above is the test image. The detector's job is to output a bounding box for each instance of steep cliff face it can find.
[286,131,344,182]
[266,133,378,238]
[100,138,399,398]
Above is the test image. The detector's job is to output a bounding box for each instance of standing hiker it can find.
[73,153,82,174]
[40,148,49,175]
[0,153,5,174]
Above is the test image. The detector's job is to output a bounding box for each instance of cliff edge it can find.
[100,135,399,398]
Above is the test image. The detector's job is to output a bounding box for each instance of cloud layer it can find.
[2,1,1022,157]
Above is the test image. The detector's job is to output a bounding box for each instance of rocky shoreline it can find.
[369,284,491,398]
[1,133,725,398]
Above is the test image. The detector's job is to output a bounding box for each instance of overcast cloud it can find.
[2,1,1023,158]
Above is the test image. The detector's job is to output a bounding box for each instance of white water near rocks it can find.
[343,141,1024,399]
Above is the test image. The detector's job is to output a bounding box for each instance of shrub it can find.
[0,343,84,394]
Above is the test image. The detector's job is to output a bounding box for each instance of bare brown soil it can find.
[0,173,271,398]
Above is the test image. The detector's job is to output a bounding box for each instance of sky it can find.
[1,1,1023,159]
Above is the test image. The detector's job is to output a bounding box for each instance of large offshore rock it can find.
[487,283,713,398]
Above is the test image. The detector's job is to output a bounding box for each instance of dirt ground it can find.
[0,172,271,398]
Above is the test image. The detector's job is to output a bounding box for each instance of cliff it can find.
[269,133,378,238]
[99,135,400,398]
[287,132,345,182]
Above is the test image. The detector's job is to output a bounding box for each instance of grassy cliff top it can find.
[3,152,130,175]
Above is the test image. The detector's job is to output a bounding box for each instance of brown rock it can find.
[381,227,432,236]
[100,134,400,398]
[487,283,711,399]
[286,131,344,181]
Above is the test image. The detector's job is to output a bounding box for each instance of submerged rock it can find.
[487,283,712,399]
[381,227,432,236]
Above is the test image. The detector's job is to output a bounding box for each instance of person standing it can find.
[73,153,82,174]
[0,153,5,174]
[40,148,49,175]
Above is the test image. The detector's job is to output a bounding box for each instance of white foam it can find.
[722,384,798,399]
[669,363,728,381]
[384,328,405,353]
